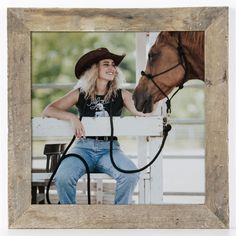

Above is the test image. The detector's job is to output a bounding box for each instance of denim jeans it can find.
[54,138,139,204]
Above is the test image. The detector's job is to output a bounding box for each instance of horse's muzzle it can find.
[133,90,153,113]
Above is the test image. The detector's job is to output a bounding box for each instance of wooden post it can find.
[149,137,163,204]
[137,136,148,204]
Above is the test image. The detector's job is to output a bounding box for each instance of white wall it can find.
[1,0,235,235]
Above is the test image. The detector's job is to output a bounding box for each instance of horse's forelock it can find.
[156,32,177,44]
[156,31,204,57]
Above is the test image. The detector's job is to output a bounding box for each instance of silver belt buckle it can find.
[104,136,108,141]
[95,137,99,140]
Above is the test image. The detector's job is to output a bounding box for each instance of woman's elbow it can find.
[42,105,52,118]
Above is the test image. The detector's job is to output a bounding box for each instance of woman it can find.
[43,48,147,204]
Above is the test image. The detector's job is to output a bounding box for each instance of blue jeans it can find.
[54,138,139,204]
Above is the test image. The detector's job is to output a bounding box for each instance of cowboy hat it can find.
[75,47,126,79]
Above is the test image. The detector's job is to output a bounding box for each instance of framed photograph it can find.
[8,7,228,228]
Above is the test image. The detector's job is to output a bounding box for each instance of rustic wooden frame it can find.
[8,7,228,228]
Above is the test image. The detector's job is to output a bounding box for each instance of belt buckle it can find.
[104,136,108,141]
[95,136,99,141]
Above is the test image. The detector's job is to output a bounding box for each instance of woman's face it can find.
[97,59,117,82]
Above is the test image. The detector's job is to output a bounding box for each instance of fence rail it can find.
[32,82,204,90]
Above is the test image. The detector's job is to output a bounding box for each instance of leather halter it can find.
[141,33,189,113]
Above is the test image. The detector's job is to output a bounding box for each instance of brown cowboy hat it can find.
[75,47,126,79]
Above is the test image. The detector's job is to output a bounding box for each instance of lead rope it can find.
[46,101,91,204]
[109,33,190,174]
[108,98,171,173]
[46,97,172,204]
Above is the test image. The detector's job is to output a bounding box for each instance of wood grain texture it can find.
[8,7,226,31]
[11,205,225,229]
[205,9,229,227]
[8,9,32,226]
[8,7,229,228]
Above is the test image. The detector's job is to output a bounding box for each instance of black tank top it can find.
[76,89,124,117]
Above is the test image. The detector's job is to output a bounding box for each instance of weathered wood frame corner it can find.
[8,7,228,229]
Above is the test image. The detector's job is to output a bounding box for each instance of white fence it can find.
[32,116,164,204]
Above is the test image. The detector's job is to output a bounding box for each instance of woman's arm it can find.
[42,89,85,138]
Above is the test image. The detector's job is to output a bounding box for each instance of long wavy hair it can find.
[74,63,125,102]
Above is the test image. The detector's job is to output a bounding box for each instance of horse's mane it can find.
[157,31,204,58]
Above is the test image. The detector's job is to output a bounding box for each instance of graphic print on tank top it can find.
[77,89,123,117]
[87,97,109,117]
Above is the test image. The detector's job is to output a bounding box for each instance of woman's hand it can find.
[135,111,154,117]
[69,115,86,139]
[42,89,86,138]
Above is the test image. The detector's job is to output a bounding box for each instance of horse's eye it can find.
[148,52,160,63]
[148,54,153,61]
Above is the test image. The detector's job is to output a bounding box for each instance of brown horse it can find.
[133,31,204,113]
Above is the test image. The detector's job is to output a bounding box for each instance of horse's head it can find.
[133,32,204,113]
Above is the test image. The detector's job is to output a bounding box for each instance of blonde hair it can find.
[74,63,125,102]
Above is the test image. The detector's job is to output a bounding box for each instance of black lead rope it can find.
[46,99,171,204]
[46,101,91,204]
[108,100,171,174]
[46,149,91,204]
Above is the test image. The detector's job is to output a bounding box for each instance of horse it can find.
[133,31,204,113]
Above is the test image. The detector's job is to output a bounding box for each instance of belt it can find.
[86,136,118,141]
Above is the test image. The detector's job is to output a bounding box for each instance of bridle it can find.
[141,33,189,115]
